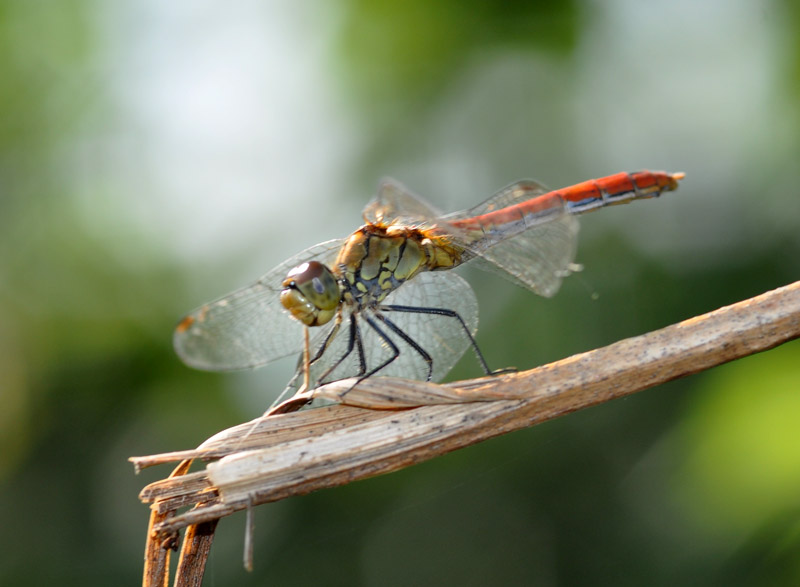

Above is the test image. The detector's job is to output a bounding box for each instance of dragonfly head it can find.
[280,261,339,326]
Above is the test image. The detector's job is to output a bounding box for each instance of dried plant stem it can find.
[137,280,800,587]
[142,459,192,587]
[174,519,218,586]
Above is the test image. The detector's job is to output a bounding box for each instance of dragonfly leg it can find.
[338,311,439,399]
[274,311,346,409]
[319,314,401,400]
[354,315,366,375]
[317,312,368,385]
[359,315,401,380]
[269,313,361,411]
[382,304,509,376]
[375,313,434,381]
[307,312,342,366]
[302,326,310,392]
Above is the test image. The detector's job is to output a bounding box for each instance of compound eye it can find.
[280,261,339,326]
[284,261,339,311]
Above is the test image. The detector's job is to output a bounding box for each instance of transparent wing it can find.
[443,180,581,298]
[283,270,478,397]
[468,216,579,297]
[443,179,551,220]
[173,239,345,371]
[362,177,443,226]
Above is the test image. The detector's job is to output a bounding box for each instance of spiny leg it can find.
[275,312,363,408]
[353,314,366,376]
[271,319,341,409]
[306,312,406,401]
[326,315,402,400]
[307,310,342,366]
[359,315,401,381]
[375,313,434,381]
[341,312,435,396]
[318,312,368,385]
[382,304,511,376]
[302,326,310,392]
[277,310,346,408]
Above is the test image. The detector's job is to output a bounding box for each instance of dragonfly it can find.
[174,170,684,401]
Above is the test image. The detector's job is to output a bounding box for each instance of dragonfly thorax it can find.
[280,261,340,326]
[335,224,463,309]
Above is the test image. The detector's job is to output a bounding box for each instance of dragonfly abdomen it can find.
[551,170,683,215]
[450,170,683,240]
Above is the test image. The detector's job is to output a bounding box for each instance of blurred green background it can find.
[1,1,799,585]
